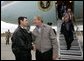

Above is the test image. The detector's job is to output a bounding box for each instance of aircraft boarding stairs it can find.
[57,20,83,60]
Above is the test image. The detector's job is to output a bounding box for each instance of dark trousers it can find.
[6,38,9,45]
[36,49,52,60]
[13,50,31,60]
[64,31,74,50]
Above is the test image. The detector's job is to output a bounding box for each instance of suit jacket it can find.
[32,24,58,56]
[11,26,33,53]
[60,21,74,35]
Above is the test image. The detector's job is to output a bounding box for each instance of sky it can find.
[1,21,18,33]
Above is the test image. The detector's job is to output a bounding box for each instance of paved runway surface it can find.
[1,37,36,60]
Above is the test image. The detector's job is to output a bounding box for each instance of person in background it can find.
[63,8,75,24]
[5,29,11,45]
[47,22,56,35]
[61,14,74,50]
[57,2,66,20]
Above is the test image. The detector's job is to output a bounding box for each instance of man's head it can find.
[18,16,28,27]
[33,16,43,26]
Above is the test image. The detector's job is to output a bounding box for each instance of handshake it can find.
[31,43,36,51]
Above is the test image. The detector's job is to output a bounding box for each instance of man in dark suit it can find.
[60,15,74,50]
[11,17,33,60]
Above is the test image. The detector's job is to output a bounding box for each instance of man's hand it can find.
[32,44,36,51]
